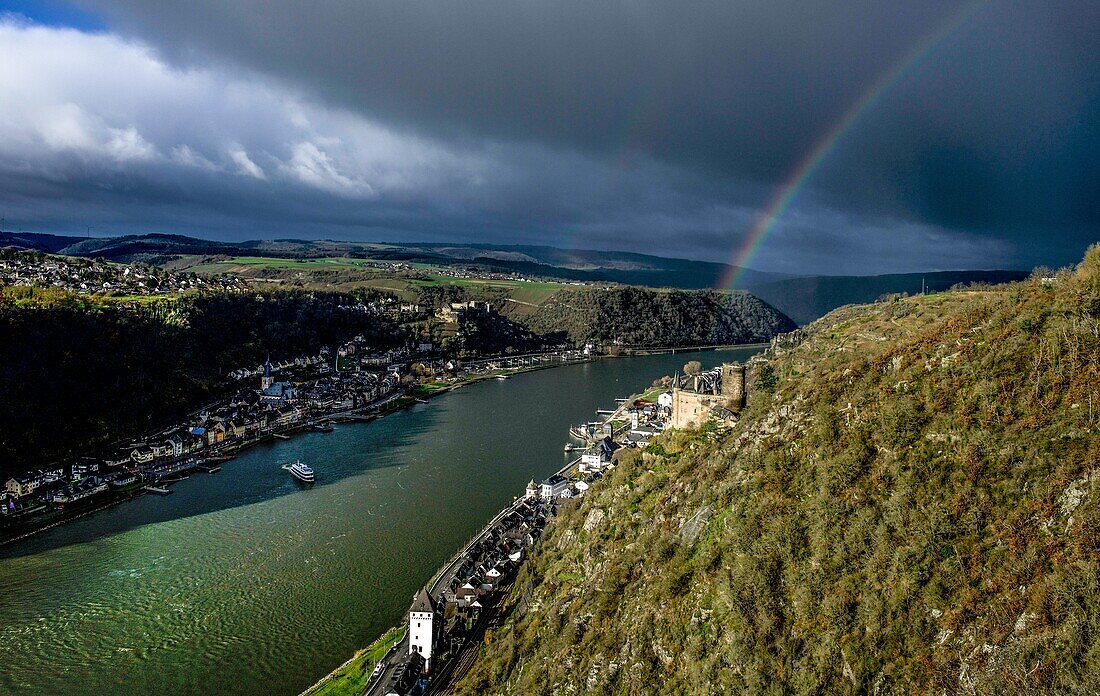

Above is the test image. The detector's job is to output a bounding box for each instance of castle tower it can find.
[409,588,436,672]
[261,357,274,391]
[721,363,746,409]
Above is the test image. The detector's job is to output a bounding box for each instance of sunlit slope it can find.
[457,247,1100,694]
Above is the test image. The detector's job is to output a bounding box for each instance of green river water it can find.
[0,349,760,695]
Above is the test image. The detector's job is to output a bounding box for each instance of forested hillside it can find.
[511,287,796,347]
[458,247,1100,694]
[0,289,404,475]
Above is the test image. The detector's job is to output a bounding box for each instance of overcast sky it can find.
[0,0,1095,275]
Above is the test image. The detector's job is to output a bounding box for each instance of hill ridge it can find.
[455,247,1100,694]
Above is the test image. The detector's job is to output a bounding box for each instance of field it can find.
[180,255,387,274]
[172,255,572,307]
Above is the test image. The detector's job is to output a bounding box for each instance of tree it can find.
[755,363,778,393]
[683,360,702,375]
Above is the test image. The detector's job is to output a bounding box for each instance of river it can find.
[0,348,760,695]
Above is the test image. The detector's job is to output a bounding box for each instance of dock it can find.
[142,486,172,496]
[272,433,291,440]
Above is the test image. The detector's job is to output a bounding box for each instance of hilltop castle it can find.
[670,362,745,429]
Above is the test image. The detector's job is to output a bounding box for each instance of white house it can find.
[658,391,674,408]
[580,437,620,472]
[539,475,570,500]
[484,567,503,589]
[579,451,603,472]
[409,588,436,672]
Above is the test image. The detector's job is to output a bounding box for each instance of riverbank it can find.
[302,626,407,696]
[0,351,588,547]
[0,347,767,696]
[301,367,674,696]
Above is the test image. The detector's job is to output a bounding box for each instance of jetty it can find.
[142,485,172,496]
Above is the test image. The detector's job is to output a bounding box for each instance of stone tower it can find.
[721,363,746,409]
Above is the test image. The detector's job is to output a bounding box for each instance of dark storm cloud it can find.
[3,0,1098,272]
[87,0,966,182]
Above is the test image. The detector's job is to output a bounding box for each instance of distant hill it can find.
[456,246,1100,694]
[0,231,787,288]
[0,231,89,253]
[509,287,797,347]
[0,232,1030,324]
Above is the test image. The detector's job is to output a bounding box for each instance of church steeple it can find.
[261,356,274,391]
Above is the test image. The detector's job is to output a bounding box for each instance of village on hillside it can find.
[0,248,247,297]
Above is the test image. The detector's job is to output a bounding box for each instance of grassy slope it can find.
[456,248,1100,694]
[303,627,406,696]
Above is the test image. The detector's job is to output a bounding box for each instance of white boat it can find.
[495,374,510,380]
[282,460,315,484]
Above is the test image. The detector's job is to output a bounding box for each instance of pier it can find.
[142,485,172,496]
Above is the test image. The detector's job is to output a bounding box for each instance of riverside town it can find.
[0,330,617,543]
[310,357,758,695]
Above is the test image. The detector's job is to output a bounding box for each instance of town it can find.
[343,359,751,695]
[0,327,598,542]
[0,248,248,297]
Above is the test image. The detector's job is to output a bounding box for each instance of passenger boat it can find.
[495,374,510,380]
[282,460,315,484]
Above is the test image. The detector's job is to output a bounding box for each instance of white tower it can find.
[261,357,274,391]
[409,588,436,672]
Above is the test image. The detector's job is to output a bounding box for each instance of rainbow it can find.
[717,0,988,291]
